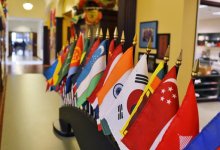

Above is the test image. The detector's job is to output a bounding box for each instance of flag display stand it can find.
[54,106,119,150]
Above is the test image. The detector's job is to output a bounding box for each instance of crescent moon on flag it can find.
[164,78,177,85]
[100,46,105,55]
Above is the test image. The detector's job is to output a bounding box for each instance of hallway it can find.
[0,54,80,149]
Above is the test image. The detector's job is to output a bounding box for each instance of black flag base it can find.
[53,119,75,137]
[56,106,119,150]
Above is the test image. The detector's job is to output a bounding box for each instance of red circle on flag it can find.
[127,89,143,114]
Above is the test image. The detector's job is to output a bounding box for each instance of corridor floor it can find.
[1,74,80,150]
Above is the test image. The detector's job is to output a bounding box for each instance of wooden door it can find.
[32,32,37,57]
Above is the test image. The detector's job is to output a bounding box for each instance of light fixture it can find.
[23,2,33,10]
[199,5,207,8]
[213,12,220,15]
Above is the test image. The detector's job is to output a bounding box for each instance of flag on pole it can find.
[97,47,133,135]
[185,112,220,150]
[64,34,83,93]
[55,40,77,86]
[122,66,179,150]
[88,44,123,111]
[75,40,108,107]
[50,45,69,87]
[108,39,115,60]
[80,37,90,63]
[85,38,101,64]
[121,61,165,135]
[103,54,148,149]
[151,79,199,150]
[70,38,101,91]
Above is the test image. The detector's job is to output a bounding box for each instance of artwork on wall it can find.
[157,33,170,59]
[147,54,156,73]
[139,21,158,49]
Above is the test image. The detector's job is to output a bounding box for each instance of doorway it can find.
[9,32,37,57]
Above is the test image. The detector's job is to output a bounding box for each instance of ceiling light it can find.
[213,12,220,15]
[23,2,33,10]
[199,5,207,8]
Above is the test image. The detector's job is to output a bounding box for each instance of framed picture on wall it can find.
[157,33,170,59]
[139,21,158,49]
[147,54,156,73]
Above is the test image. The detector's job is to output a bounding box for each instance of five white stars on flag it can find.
[160,86,177,105]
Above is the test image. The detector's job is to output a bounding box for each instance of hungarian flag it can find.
[88,44,123,113]
[97,47,133,135]
[75,40,108,107]
[185,112,220,150]
[121,61,165,135]
[103,54,148,149]
[64,34,83,93]
[151,80,199,150]
[122,66,179,150]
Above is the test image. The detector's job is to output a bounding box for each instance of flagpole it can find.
[146,37,152,62]
[132,33,137,63]
[163,45,170,74]
[120,30,125,51]
[175,49,183,75]
[99,28,103,41]
[106,28,110,63]
[114,27,118,47]
[191,59,199,83]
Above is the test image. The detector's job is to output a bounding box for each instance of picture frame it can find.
[157,33,170,59]
[147,54,156,73]
[138,52,145,61]
[139,21,158,49]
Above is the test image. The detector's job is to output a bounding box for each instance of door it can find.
[32,32,37,57]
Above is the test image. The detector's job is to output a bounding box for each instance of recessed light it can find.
[23,2,33,10]
[199,5,207,8]
[213,12,220,15]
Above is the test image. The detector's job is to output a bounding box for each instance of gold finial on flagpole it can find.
[74,34,78,41]
[120,30,125,45]
[176,49,183,67]
[70,37,75,43]
[99,28,103,39]
[114,27,118,40]
[106,28,110,40]
[132,33,137,46]
[192,59,200,78]
[87,29,91,39]
[146,37,152,55]
[95,27,99,38]
[164,45,170,63]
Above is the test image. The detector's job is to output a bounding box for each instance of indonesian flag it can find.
[122,66,179,150]
[75,40,108,107]
[97,47,133,135]
[103,54,148,149]
[151,80,199,150]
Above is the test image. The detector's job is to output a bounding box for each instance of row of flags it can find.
[44,32,220,150]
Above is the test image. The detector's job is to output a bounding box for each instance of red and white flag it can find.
[151,79,199,150]
[122,66,179,150]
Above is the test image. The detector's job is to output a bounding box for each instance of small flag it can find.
[121,61,165,135]
[152,80,199,150]
[103,54,148,149]
[75,40,108,107]
[122,66,179,150]
[97,47,133,135]
[64,34,83,93]
[108,39,115,60]
[185,112,220,150]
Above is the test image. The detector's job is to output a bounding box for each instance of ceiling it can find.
[199,5,220,20]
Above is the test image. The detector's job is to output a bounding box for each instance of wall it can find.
[198,18,220,33]
[136,0,198,101]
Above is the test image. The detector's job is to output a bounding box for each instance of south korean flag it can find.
[103,54,148,150]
